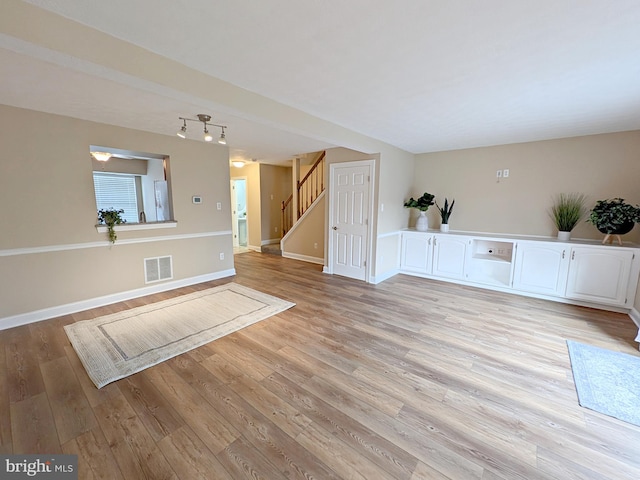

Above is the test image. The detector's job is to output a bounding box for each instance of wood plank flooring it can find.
[2,251,640,479]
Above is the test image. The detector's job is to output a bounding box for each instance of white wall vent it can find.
[144,256,173,284]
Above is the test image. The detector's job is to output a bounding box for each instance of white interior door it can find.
[329,161,373,281]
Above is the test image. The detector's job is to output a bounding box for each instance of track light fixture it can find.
[176,119,187,138]
[176,114,228,144]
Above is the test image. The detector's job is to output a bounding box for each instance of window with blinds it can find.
[93,172,140,223]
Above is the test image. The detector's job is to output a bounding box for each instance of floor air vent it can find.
[144,256,173,284]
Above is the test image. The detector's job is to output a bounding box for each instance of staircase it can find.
[281,151,325,236]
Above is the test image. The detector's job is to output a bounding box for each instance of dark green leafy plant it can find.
[404,192,435,211]
[587,198,639,234]
[549,193,587,232]
[436,198,455,224]
[98,208,126,243]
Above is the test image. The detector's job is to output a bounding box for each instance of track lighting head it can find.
[176,119,187,138]
[177,114,227,144]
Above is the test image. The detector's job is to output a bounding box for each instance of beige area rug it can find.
[64,283,295,388]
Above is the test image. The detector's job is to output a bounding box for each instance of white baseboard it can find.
[0,269,236,331]
[370,269,399,284]
[261,238,281,246]
[282,252,324,265]
[629,308,640,345]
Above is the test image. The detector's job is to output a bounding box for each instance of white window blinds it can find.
[93,173,139,223]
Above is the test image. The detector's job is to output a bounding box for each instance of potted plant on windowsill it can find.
[549,193,587,241]
[587,198,639,245]
[436,198,455,232]
[98,208,126,243]
[404,192,435,231]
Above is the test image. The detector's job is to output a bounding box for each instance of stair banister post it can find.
[292,157,301,221]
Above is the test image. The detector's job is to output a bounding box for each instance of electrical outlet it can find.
[503,169,510,178]
[274,227,278,233]
[219,252,224,260]
[314,242,318,249]
[216,202,222,210]
[496,170,502,178]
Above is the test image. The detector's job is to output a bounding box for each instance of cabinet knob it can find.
[332,226,338,230]
[562,250,565,259]
[572,251,575,260]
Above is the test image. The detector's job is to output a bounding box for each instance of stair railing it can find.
[280,151,326,236]
[297,151,325,218]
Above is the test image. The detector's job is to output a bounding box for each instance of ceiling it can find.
[2,1,640,164]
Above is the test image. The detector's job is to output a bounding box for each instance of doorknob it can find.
[332,226,338,230]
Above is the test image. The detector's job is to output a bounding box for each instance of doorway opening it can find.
[231,178,248,252]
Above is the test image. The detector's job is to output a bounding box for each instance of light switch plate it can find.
[192,196,202,204]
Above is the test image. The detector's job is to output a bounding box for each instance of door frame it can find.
[230,176,248,248]
[326,159,376,282]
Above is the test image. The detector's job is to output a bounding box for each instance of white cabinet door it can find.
[512,242,570,296]
[400,232,433,274]
[432,235,469,280]
[565,247,635,306]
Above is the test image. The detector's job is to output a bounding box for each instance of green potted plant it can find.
[549,193,587,241]
[98,208,126,243]
[435,198,455,232]
[587,198,639,244]
[404,192,435,231]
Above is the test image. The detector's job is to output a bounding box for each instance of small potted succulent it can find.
[549,193,587,241]
[404,192,435,231]
[98,208,126,243]
[435,198,455,232]
[587,198,639,244]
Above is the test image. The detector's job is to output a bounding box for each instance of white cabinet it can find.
[512,242,570,296]
[466,239,515,287]
[400,232,433,274]
[432,235,469,280]
[565,247,636,307]
[398,230,640,312]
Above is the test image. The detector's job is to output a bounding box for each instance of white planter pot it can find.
[440,224,450,233]
[415,211,428,231]
[557,231,571,241]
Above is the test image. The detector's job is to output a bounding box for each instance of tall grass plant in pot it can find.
[436,198,455,232]
[549,193,587,241]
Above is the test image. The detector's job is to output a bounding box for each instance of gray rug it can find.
[65,283,294,388]
[566,340,640,426]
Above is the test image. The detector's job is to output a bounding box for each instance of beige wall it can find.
[415,131,640,243]
[282,195,325,260]
[260,164,292,243]
[415,131,640,312]
[0,105,232,321]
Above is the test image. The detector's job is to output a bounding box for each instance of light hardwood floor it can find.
[2,251,640,479]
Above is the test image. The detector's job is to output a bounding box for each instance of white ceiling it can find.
[2,1,640,163]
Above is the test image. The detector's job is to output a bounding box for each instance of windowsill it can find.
[95,221,178,233]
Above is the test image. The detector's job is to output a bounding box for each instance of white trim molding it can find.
[0,269,236,331]
[0,230,232,257]
[95,220,177,233]
[630,308,640,347]
[282,252,324,265]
